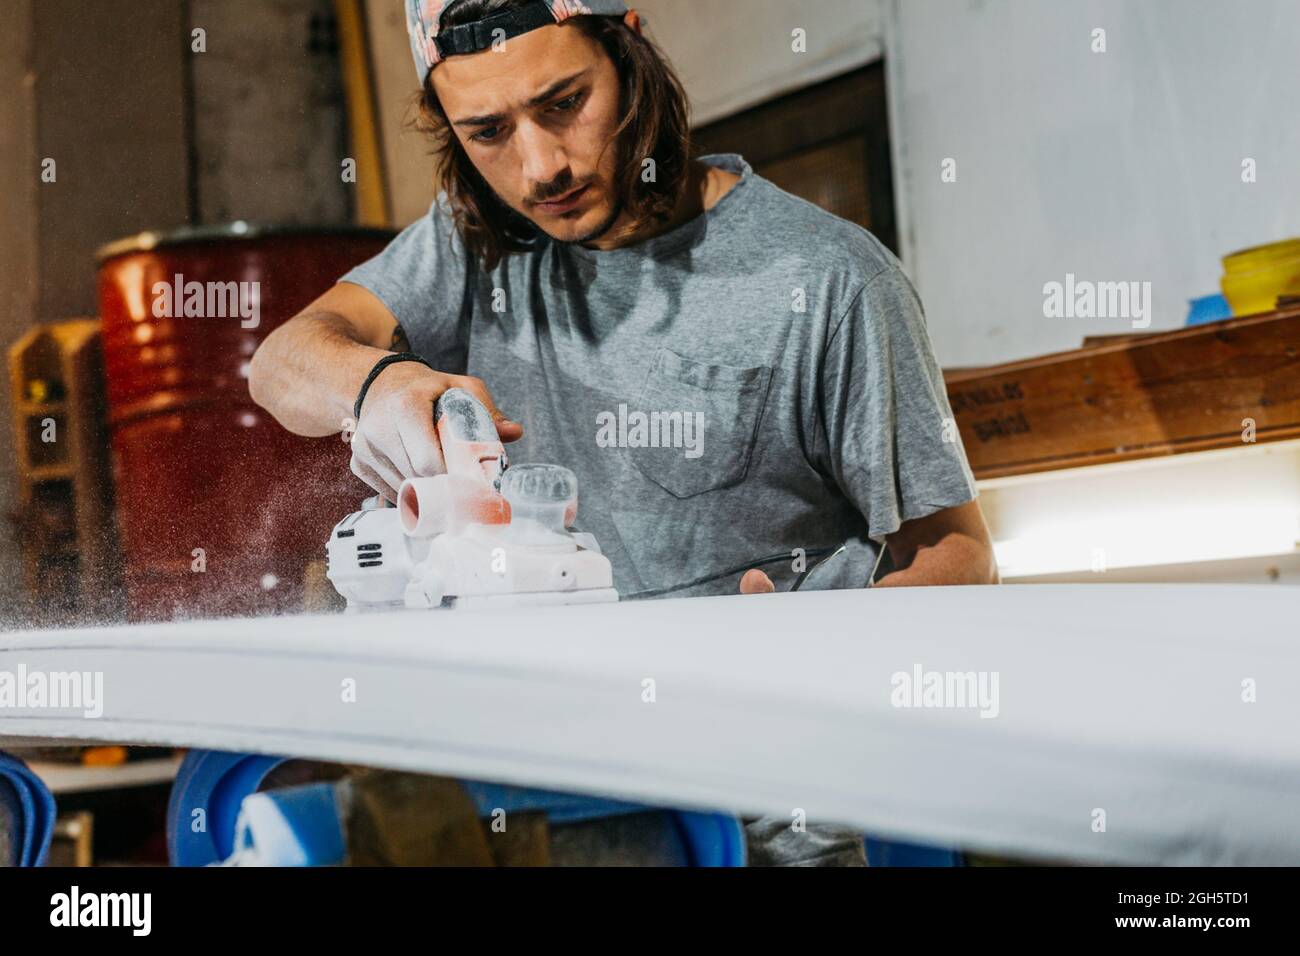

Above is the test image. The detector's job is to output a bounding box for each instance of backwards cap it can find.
[406,0,630,85]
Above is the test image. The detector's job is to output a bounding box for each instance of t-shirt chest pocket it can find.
[622,347,774,498]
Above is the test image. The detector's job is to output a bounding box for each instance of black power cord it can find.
[625,546,843,601]
[791,544,849,591]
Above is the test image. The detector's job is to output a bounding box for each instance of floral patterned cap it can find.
[406,0,629,84]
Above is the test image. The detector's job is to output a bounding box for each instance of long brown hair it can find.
[412,1,692,271]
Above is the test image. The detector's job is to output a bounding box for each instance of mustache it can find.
[529,173,590,204]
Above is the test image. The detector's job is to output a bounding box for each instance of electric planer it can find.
[326,388,618,611]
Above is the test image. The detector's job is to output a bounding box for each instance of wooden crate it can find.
[8,319,121,622]
[945,307,1300,480]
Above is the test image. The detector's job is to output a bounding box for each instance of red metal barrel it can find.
[97,225,393,621]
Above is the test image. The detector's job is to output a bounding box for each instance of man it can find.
[250,0,998,866]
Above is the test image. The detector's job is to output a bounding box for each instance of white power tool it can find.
[326,388,618,611]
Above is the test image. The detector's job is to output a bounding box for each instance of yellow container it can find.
[1221,238,1300,316]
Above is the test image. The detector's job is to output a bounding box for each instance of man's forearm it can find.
[874,533,1000,587]
[249,312,391,437]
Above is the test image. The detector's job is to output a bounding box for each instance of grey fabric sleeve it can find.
[816,266,978,541]
[336,197,473,373]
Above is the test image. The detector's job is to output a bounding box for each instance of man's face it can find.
[431,22,625,244]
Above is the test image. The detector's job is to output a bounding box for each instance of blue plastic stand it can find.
[0,750,58,867]
[168,750,746,866]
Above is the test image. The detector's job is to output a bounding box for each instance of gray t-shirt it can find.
[341,153,977,600]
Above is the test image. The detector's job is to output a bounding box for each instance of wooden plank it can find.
[1079,332,1165,347]
[336,0,391,227]
[945,307,1300,480]
[362,0,435,227]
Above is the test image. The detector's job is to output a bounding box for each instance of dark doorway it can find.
[691,63,897,254]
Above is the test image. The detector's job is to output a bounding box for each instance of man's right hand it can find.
[350,363,523,503]
[248,283,523,502]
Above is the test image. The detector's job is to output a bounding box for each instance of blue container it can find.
[1186,293,1232,326]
